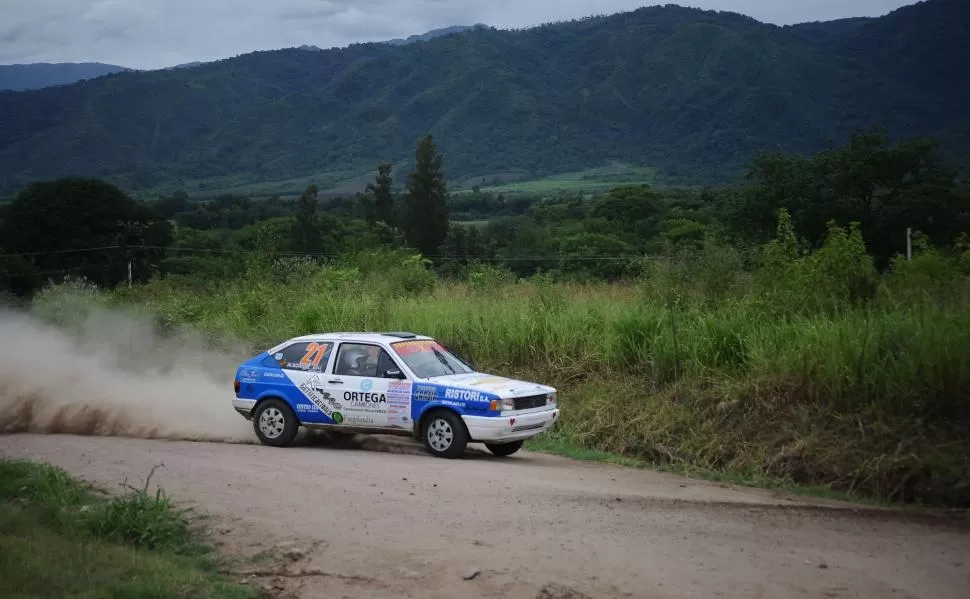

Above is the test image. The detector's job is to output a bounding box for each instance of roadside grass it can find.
[524,433,891,508]
[0,459,259,599]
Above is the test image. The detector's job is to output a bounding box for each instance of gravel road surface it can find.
[2,433,968,599]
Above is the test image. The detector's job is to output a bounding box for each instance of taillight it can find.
[233,380,240,394]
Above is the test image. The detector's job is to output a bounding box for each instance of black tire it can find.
[421,410,468,459]
[485,440,524,457]
[252,398,300,447]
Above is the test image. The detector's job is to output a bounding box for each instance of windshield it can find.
[391,339,474,379]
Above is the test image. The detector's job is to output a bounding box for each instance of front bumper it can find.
[462,408,559,443]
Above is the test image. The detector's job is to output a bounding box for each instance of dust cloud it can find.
[0,304,257,443]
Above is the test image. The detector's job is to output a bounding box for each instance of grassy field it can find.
[132,160,662,201]
[454,162,660,196]
[137,162,384,200]
[0,459,258,599]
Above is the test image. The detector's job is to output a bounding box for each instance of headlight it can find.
[546,392,557,406]
[490,398,516,412]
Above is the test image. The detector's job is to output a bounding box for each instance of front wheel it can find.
[253,399,299,447]
[485,440,524,457]
[422,410,468,459]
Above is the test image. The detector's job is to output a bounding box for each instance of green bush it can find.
[85,468,194,552]
[0,460,256,598]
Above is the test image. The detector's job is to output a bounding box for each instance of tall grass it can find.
[0,459,256,598]
[34,226,970,507]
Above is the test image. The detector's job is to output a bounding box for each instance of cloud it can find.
[0,0,917,70]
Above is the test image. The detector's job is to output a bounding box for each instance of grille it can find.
[512,394,547,411]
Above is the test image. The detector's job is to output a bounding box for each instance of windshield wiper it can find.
[431,347,457,375]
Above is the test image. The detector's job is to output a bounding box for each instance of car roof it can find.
[286,331,435,344]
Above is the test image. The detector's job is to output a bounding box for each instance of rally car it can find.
[232,332,559,458]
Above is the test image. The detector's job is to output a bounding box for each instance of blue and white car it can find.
[232,332,560,458]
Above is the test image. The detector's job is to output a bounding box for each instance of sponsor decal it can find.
[360,379,373,391]
[262,371,285,379]
[296,404,314,413]
[343,391,386,403]
[341,391,388,416]
[440,400,466,408]
[413,385,438,402]
[240,369,259,383]
[387,380,413,428]
[333,412,344,424]
[444,388,487,402]
[299,375,334,417]
[344,414,376,425]
[392,340,444,356]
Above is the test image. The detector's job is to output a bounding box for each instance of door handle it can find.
[328,379,344,384]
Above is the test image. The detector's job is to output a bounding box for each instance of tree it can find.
[403,135,449,257]
[292,184,322,254]
[0,178,172,294]
[733,128,965,268]
[363,163,396,228]
[150,190,191,219]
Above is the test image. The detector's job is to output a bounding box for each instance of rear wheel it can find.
[485,440,524,457]
[422,410,468,459]
[253,399,299,447]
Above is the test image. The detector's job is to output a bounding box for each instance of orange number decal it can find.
[299,343,328,369]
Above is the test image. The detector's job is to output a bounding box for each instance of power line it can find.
[0,245,122,258]
[135,245,644,262]
[2,243,648,263]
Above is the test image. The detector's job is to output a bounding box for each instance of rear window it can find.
[273,341,333,372]
[391,340,474,379]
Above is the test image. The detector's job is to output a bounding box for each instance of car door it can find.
[323,342,413,429]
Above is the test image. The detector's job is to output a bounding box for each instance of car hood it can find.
[428,372,554,397]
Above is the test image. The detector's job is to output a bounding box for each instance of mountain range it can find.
[0,62,129,91]
[0,0,966,197]
[0,24,484,91]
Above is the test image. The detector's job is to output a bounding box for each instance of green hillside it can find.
[0,62,130,91]
[0,0,967,196]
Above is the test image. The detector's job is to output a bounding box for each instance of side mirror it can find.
[384,369,405,380]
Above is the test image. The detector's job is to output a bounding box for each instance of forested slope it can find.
[0,0,966,195]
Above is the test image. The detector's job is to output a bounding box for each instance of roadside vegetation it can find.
[3,129,970,508]
[0,459,258,598]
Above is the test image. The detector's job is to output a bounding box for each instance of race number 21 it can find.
[300,342,329,369]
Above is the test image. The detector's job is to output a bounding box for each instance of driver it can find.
[342,345,381,376]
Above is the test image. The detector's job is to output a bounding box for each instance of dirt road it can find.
[2,433,968,599]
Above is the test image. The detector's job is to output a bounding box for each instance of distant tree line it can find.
[1,128,968,296]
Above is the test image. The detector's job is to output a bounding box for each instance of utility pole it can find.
[906,227,912,261]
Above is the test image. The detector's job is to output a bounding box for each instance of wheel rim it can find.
[259,407,286,439]
[427,418,454,452]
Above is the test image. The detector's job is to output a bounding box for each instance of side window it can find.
[274,341,333,372]
[334,343,400,378]
[376,351,400,378]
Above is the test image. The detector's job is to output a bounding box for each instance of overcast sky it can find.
[1,0,918,70]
